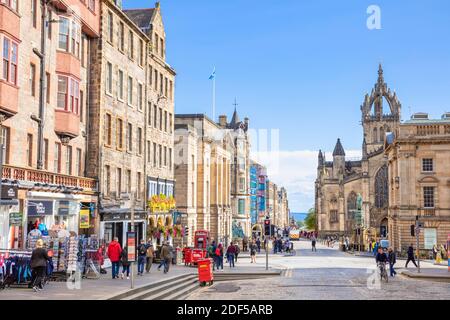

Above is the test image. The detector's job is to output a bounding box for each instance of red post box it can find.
[197,258,214,286]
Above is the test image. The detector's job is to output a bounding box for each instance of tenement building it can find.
[385,112,450,252]
[0,0,99,249]
[87,1,175,246]
[315,65,401,249]
[175,114,233,245]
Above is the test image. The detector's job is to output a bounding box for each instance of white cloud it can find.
[251,149,361,212]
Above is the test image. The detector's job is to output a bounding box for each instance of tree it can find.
[296,220,304,229]
[304,208,316,231]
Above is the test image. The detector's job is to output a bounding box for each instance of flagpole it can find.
[212,75,216,121]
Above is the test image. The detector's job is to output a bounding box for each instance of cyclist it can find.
[375,247,388,279]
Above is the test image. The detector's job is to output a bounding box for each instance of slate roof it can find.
[123,9,155,29]
[332,138,345,156]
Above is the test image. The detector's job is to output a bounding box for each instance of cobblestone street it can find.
[187,240,450,300]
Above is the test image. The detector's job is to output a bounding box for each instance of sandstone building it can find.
[385,112,450,252]
[315,65,401,248]
[0,0,99,249]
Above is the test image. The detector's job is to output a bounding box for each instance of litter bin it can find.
[197,258,214,286]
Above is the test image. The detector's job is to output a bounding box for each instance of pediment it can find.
[418,176,439,183]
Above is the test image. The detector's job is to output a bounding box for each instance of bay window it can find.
[57,75,80,114]
[1,0,18,12]
[58,17,81,58]
[2,37,18,85]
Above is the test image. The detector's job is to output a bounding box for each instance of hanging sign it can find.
[1,185,17,199]
[79,209,90,229]
[9,212,23,226]
[58,201,70,215]
[127,232,136,262]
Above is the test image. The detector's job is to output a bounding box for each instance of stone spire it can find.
[377,63,384,84]
[318,150,324,166]
[332,138,345,157]
[230,98,240,128]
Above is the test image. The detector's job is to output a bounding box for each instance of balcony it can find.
[0,4,20,40]
[56,51,81,79]
[0,80,18,119]
[2,165,97,192]
[55,110,80,139]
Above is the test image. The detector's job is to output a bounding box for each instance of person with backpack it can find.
[107,237,122,279]
[137,239,147,276]
[208,241,217,270]
[120,246,130,279]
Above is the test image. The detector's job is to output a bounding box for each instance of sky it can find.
[124,0,450,212]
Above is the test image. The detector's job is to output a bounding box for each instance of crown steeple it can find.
[333,138,345,157]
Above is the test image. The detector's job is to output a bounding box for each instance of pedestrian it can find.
[30,239,51,292]
[96,244,106,274]
[432,244,438,260]
[250,240,257,263]
[146,240,154,273]
[256,238,261,253]
[405,243,418,268]
[216,243,224,270]
[234,242,240,263]
[120,246,130,279]
[226,242,236,267]
[373,241,379,256]
[160,241,172,273]
[208,241,217,270]
[137,239,147,276]
[311,236,317,252]
[388,247,397,277]
[107,237,122,279]
[272,238,277,254]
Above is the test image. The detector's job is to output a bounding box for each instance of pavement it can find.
[0,254,280,300]
[186,239,450,300]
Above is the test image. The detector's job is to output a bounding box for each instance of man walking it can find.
[234,242,240,263]
[107,237,122,279]
[388,247,397,277]
[160,241,172,273]
[227,242,236,268]
[311,236,317,252]
[256,238,261,253]
[405,243,418,268]
[137,239,147,276]
[146,240,154,273]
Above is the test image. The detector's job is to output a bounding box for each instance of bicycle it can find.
[377,262,388,283]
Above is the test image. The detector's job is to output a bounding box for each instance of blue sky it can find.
[124,0,450,211]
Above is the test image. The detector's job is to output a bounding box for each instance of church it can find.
[315,65,401,248]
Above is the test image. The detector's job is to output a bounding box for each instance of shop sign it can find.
[102,212,146,221]
[1,185,17,199]
[127,232,136,262]
[79,209,90,229]
[172,211,183,225]
[9,212,23,226]
[27,200,53,216]
[58,201,70,215]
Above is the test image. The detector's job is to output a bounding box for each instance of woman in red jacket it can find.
[107,237,122,279]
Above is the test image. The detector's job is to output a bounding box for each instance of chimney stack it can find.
[219,115,227,128]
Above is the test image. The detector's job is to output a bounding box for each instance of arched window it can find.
[373,128,378,143]
[347,192,357,219]
[379,127,385,143]
[375,165,389,208]
[329,196,338,223]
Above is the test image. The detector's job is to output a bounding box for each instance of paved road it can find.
[187,240,450,300]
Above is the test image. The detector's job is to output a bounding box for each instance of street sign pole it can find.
[416,216,421,273]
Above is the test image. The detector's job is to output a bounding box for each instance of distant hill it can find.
[290,212,307,222]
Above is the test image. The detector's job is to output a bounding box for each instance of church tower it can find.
[332,138,345,179]
[360,65,401,154]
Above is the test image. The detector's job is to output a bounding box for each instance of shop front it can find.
[0,184,19,249]
[100,210,147,248]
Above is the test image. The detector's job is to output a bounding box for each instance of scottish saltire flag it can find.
[209,67,216,80]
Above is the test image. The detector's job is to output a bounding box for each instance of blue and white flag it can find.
[209,67,216,80]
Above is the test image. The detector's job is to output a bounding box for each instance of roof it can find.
[123,9,155,29]
[403,118,450,125]
[230,108,240,128]
[332,138,345,156]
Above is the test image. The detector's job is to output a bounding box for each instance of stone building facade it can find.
[0,0,99,249]
[87,1,175,246]
[385,112,450,252]
[315,65,401,248]
[175,114,233,245]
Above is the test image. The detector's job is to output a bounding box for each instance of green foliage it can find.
[304,208,316,230]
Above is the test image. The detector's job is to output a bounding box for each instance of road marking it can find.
[284,267,293,278]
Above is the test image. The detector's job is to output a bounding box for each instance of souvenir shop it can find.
[0,184,20,250]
